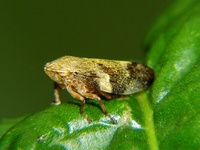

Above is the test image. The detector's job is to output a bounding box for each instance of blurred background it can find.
[0,0,171,119]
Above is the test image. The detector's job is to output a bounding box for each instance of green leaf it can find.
[0,99,147,150]
[0,116,26,137]
[144,0,200,149]
[1,0,200,149]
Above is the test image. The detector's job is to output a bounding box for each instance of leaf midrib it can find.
[137,92,158,150]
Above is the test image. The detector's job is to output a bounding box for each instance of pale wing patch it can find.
[122,80,146,95]
[98,73,112,93]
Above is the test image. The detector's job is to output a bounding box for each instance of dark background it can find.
[0,0,171,119]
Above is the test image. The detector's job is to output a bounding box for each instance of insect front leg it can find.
[52,82,61,105]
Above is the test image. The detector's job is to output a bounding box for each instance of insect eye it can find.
[59,70,70,76]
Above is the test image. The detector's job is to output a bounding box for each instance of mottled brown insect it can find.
[44,56,154,122]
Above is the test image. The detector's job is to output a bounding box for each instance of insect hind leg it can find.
[66,85,93,123]
[98,98,117,124]
[78,92,108,114]
[81,92,117,124]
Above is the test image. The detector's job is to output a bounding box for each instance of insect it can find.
[44,56,154,122]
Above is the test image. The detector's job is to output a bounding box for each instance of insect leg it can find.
[98,91,112,99]
[81,92,117,122]
[79,92,101,101]
[78,92,108,114]
[66,85,92,123]
[66,85,86,113]
[52,82,61,105]
[98,99,117,124]
[98,98,108,115]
